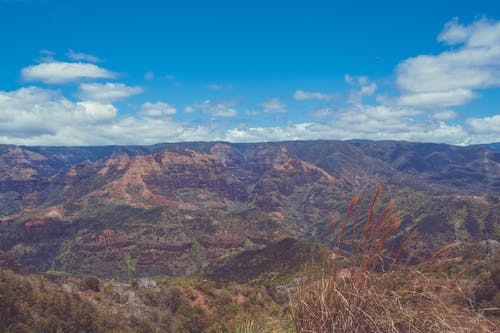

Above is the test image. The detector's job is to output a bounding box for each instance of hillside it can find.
[0,140,498,278]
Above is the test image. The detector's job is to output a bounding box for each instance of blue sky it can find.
[1,0,499,145]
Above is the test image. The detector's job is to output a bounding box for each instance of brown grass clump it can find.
[292,185,496,333]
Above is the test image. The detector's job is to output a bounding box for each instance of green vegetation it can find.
[0,269,290,332]
[0,269,119,333]
[207,238,327,284]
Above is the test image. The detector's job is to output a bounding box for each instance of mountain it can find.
[486,142,500,151]
[0,140,498,278]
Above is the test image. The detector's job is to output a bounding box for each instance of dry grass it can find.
[234,319,285,333]
[292,185,496,333]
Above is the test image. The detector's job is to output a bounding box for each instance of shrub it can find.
[80,276,100,292]
[162,286,184,313]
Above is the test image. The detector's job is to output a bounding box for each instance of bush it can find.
[162,286,184,313]
[80,276,100,292]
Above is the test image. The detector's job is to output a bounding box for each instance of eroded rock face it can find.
[0,141,498,278]
[0,147,48,181]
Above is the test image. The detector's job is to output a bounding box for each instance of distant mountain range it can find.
[486,142,500,150]
[0,140,498,278]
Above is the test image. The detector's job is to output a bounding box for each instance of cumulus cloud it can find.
[22,61,116,84]
[260,98,287,113]
[78,83,142,102]
[398,89,476,108]
[438,17,500,47]
[461,115,500,144]
[66,50,101,62]
[397,18,500,108]
[0,86,216,145]
[141,102,176,116]
[466,115,500,134]
[0,87,117,142]
[293,90,336,101]
[75,101,117,121]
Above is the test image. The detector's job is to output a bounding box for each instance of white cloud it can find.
[398,89,476,108]
[0,87,117,142]
[462,115,500,144]
[39,49,56,63]
[141,102,176,116]
[76,101,117,122]
[344,75,377,104]
[189,100,238,117]
[260,98,287,113]
[225,123,315,142]
[466,115,500,134]
[293,90,336,101]
[333,104,420,134]
[184,106,195,113]
[66,50,101,62]
[431,110,458,120]
[359,83,377,96]
[396,17,500,108]
[345,74,369,85]
[211,106,237,117]
[348,83,377,104]
[308,107,336,118]
[438,17,500,47]
[437,18,472,45]
[78,83,142,102]
[22,61,116,84]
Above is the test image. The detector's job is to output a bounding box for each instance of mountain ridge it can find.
[0,140,498,278]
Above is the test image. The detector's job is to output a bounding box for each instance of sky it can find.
[1,0,500,146]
